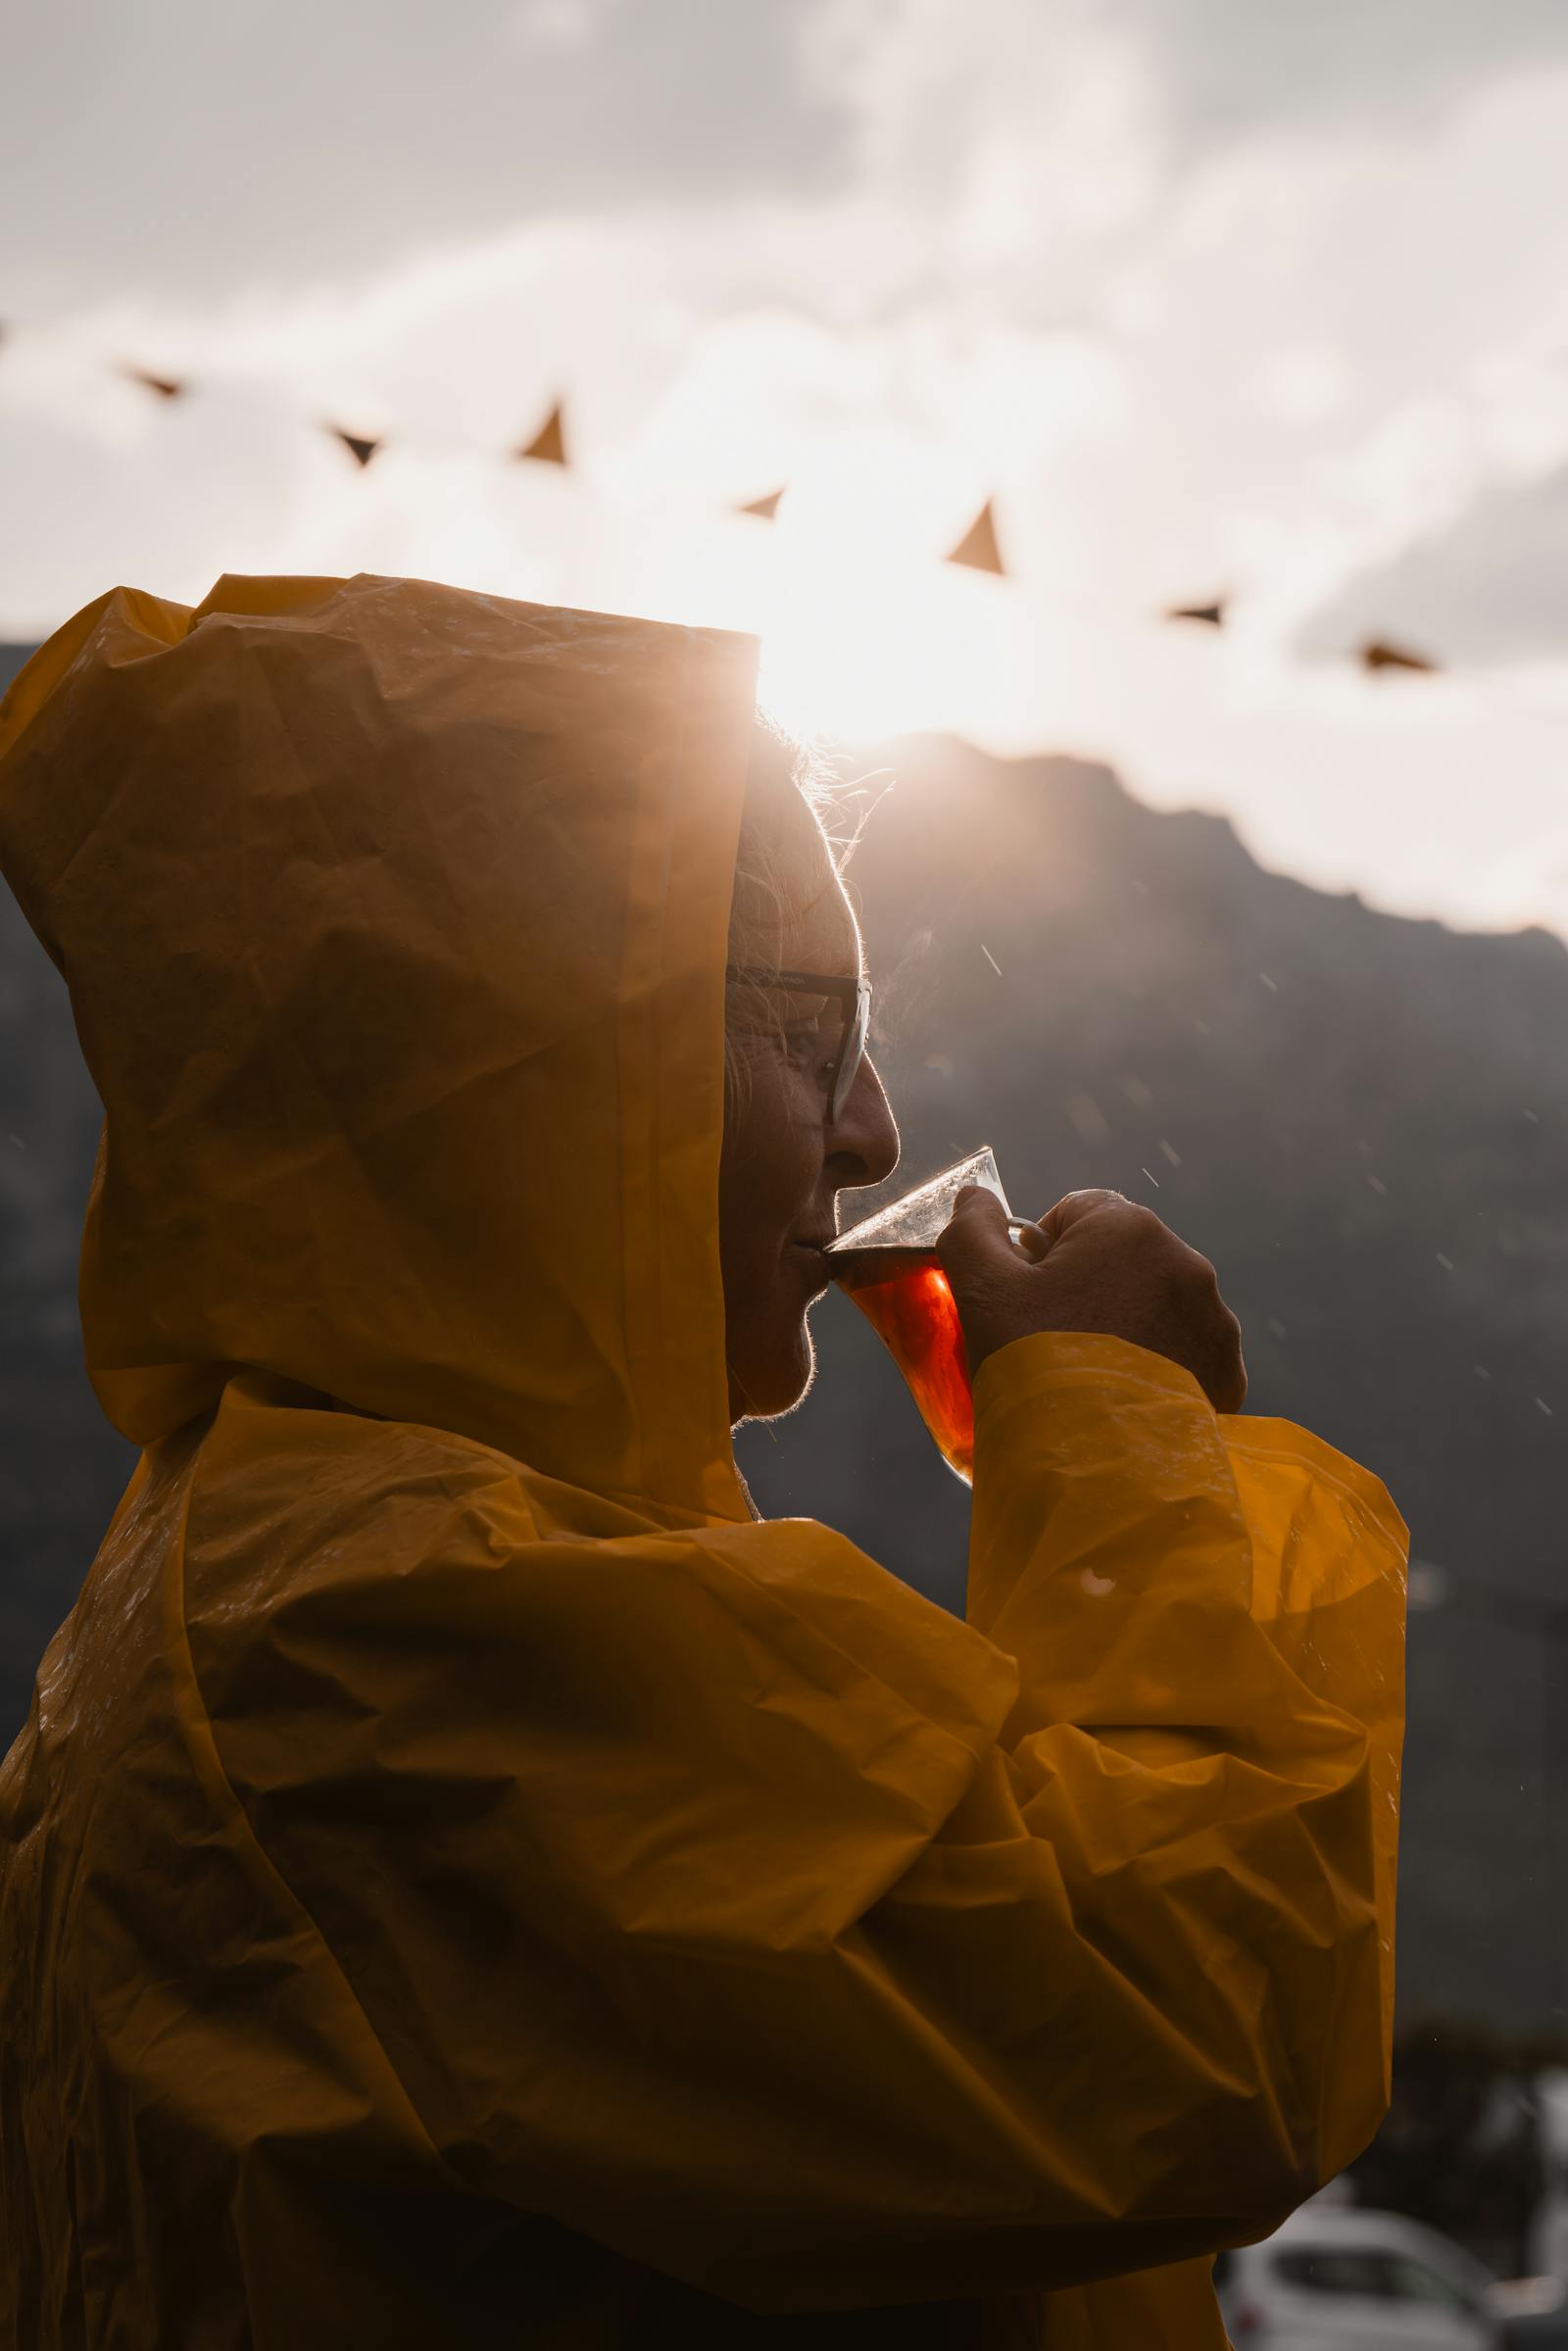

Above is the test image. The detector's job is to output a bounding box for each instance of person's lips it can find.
[789,1232,836,1294]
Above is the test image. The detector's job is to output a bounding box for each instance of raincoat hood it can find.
[0,573,759,1524]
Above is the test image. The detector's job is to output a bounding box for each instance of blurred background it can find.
[3,1,1567,2327]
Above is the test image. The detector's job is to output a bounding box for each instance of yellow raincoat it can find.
[0,575,1406,2350]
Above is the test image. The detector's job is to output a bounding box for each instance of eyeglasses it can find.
[724,965,872,1124]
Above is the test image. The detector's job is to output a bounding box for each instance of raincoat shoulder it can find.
[177,1332,1403,2331]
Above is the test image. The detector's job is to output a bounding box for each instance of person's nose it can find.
[825,1052,900,1193]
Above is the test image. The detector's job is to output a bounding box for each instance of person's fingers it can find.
[1033,1188,1128,1246]
[936,1186,1021,1282]
[942,1186,1124,1280]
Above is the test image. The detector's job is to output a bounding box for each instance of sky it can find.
[4,0,1568,937]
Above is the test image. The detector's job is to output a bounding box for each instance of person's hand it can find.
[936,1186,1247,1413]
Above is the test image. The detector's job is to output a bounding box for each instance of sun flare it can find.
[752,516,1019,746]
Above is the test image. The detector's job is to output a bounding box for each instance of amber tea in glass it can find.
[825,1148,1027,1486]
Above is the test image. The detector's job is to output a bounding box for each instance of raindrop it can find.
[1436,1252,1453,1270]
[1367,1175,1388,1196]
[1159,1139,1182,1167]
[1063,1092,1109,1144]
[1141,1165,1160,1189]
[1267,1316,1288,1340]
[1475,1364,1492,1381]
[1537,1397,1554,1419]
[1259,971,1279,992]
[1408,1563,1451,1609]
[981,944,1003,978]
[1524,1109,1541,1124]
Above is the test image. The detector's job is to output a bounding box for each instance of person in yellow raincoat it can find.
[0,573,1405,2351]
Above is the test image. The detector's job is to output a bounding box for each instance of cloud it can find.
[5,0,1568,944]
[1134,0,1568,148]
[802,0,1568,273]
[0,0,855,308]
[11,0,1568,318]
[504,0,607,50]
[1295,458,1568,666]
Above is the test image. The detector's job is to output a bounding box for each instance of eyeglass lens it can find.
[832,986,869,1122]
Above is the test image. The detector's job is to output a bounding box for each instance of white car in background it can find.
[1212,2202,1567,2349]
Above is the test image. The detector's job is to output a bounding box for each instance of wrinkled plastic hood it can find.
[0,573,760,1524]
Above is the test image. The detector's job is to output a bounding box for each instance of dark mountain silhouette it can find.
[1,655,1563,2026]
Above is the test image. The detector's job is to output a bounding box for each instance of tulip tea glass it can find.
[824,1147,1032,1485]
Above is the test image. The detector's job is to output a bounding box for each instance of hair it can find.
[724,718,820,1117]
[729,719,834,959]
[722,716,890,1119]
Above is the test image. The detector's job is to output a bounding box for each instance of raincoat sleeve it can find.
[195,1331,1404,2318]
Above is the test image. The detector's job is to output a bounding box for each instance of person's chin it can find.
[733,1316,816,1425]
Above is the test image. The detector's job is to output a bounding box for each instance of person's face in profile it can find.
[719,805,900,1428]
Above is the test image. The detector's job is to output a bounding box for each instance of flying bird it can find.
[736,487,786,519]
[326,427,382,470]
[946,500,1005,576]
[1165,599,1226,627]
[122,367,185,401]
[1360,640,1439,674]
[515,403,567,466]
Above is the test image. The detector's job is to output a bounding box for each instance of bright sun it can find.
[680,436,1030,747]
[752,515,1023,747]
